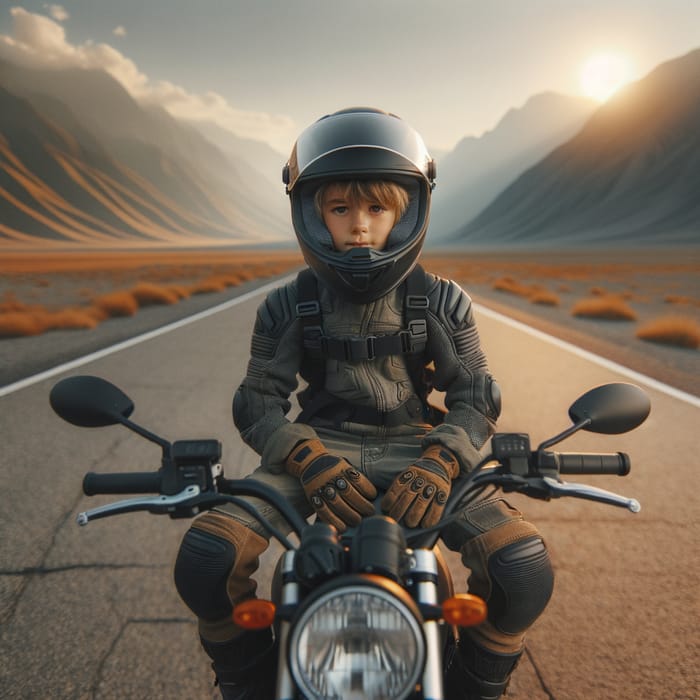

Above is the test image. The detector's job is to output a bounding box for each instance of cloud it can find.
[44,4,69,22]
[113,25,126,37]
[0,7,295,150]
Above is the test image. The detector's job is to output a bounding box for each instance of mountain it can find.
[428,92,596,241]
[0,58,289,246]
[450,49,700,248]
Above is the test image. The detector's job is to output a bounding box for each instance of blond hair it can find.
[314,180,410,223]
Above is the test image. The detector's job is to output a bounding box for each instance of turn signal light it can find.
[232,599,276,629]
[442,594,488,627]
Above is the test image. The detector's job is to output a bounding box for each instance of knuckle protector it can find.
[471,373,502,421]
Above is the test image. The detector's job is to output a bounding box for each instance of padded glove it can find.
[382,445,460,528]
[286,439,377,532]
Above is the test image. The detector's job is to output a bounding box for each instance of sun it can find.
[579,52,633,102]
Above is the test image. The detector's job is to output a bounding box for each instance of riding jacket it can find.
[233,267,501,474]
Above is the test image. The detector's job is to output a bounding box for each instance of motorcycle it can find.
[49,376,650,700]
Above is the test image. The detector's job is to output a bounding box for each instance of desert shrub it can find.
[0,311,46,337]
[130,282,180,306]
[45,309,100,331]
[93,291,139,317]
[493,276,532,297]
[190,277,229,295]
[571,297,637,321]
[493,276,559,306]
[636,316,700,349]
[664,294,700,307]
[530,290,560,306]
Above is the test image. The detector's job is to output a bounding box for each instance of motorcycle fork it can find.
[410,548,444,700]
[275,550,298,700]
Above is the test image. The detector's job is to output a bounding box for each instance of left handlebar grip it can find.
[83,471,162,495]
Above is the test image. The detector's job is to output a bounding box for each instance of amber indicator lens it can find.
[232,599,276,629]
[442,594,488,627]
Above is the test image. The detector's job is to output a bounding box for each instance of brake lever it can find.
[541,476,641,513]
[77,485,202,525]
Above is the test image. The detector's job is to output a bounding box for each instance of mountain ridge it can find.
[449,48,700,248]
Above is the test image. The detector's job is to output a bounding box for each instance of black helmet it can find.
[283,107,436,303]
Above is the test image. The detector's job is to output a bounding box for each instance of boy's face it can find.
[320,184,396,251]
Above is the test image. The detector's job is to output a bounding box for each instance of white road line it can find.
[1,277,697,409]
[474,303,700,408]
[0,275,296,398]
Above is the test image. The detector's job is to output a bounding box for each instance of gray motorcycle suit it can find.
[175,269,553,662]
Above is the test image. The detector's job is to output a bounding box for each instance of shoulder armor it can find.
[254,280,298,337]
[426,274,474,331]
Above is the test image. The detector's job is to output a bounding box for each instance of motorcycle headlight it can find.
[288,581,425,700]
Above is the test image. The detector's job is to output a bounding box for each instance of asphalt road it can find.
[1,277,698,699]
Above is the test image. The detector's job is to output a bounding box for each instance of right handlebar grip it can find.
[83,471,162,495]
[558,452,630,476]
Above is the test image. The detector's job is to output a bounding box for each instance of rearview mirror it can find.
[50,375,134,428]
[568,383,651,434]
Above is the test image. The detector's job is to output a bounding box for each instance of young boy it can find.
[174,107,554,700]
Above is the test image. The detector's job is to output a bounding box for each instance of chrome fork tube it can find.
[275,551,298,700]
[411,548,444,700]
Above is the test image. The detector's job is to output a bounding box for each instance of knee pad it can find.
[487,536,554,635]
[174,527,236,621]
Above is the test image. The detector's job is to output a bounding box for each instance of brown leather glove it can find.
[381,445,460,528]
[286,439,377,532]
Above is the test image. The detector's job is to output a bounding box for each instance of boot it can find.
[201,627,278,700]
[444,633,522,700]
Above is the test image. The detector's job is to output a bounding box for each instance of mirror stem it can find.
[119,416,171,451]
[536,418,591,451]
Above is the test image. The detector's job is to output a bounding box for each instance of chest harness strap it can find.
[294,266,433,427]
[295,265,429,361]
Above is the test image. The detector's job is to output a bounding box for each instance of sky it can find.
[1,1,699,157]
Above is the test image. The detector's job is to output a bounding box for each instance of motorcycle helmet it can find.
[283,107,436,303]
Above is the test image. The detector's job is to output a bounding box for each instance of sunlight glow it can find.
[579,52,634,102]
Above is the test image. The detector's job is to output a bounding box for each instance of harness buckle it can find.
[401,320,428,353]
[406,295,429,309]
[345,336,376,361]
[296,301,321,317]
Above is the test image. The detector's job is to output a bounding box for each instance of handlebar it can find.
[75,442,640,545]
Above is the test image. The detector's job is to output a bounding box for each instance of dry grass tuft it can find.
[0,311,47,337]
[0,251,303,338]
[45,308,100,331]
[493,276,532,297]
[636,316,700,349]
[529,289,560,306]
[0,307,100,337]
[93,291,139,317]
[189,276,233,295]
[493,276,559,306]
[131,282,182,306]
[665,294,700,307]
[571,296,637,321]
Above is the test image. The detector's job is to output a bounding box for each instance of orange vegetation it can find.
[492,276,560,306]
[0,251,302,338]
[636,316,700,349]
[571,296,638,321]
